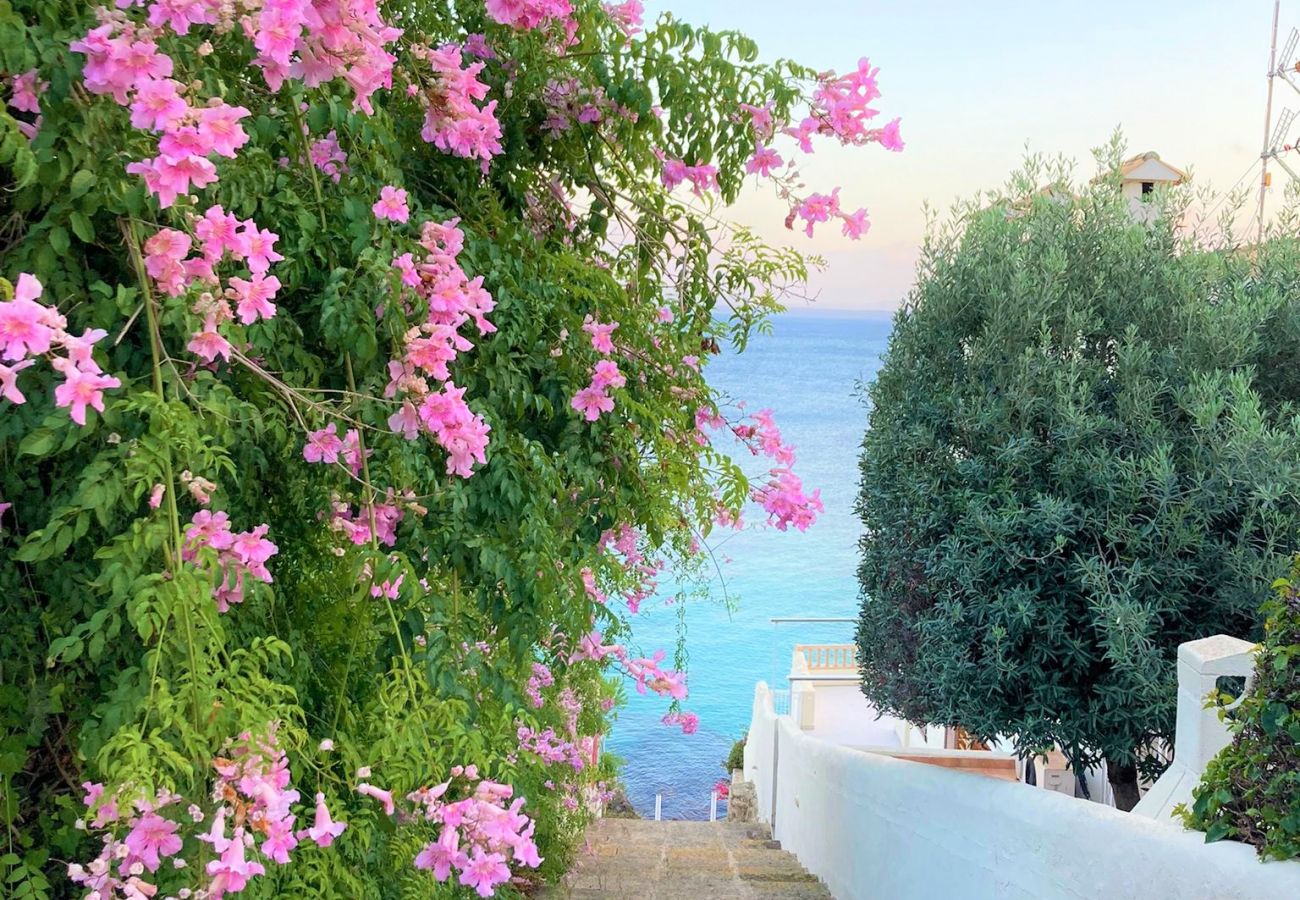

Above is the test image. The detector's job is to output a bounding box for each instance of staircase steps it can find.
[542,819,833,899]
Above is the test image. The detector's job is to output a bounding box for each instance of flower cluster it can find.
[597,523,663,613]
[485,0,574,31]
[353,765,542,898]
[69,727,337,900]
[603,1,645,38]
[698,405,823,532]
[656,150,721,197]
[68,785,185,899]
[385,218,494,478]
[662,710,699,735]
[516,723,587,770]
[182,509,279,612]
[735,60,904,239]
[0,274,121,426]
[570,316,625,422]
[571,629,688,702]
[525,661,554,708]
[245,0,401,112]
[416,43,503,167]
[141,206,284,364]
[327,492,409,547]
[71,12,249,209]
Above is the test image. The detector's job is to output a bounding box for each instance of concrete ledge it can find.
[745,682,1300,900]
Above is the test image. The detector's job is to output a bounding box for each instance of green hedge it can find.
[1182,558,1300,860]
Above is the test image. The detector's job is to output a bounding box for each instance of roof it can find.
[1117,151,1188,184]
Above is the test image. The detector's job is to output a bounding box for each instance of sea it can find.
[605,310,896,820]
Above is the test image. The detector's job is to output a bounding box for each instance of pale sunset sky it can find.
[665,1,1290,312]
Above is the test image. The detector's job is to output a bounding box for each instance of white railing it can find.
[743,677,1300,899]
[795,643,857,671]
[770,688,791,715]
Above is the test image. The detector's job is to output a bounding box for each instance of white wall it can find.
[744,683,1300,900]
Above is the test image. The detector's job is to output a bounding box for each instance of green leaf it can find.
[69,211,95,244]
[68,170,97,199]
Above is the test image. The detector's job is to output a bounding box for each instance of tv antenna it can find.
[1257,4,1300,241]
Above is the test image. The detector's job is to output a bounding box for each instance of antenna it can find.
[1278,27,1299,76]
[1259,1,1283,244]
[1272,107,1298,152]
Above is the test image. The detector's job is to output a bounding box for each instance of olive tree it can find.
[856,155,1300,809]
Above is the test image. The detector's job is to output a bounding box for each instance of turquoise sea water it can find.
[606,311,895,819]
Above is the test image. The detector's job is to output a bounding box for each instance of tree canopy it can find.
[855,155,1300,807]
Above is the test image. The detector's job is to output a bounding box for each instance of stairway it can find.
[542,819,833,899]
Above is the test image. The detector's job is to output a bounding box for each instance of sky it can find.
[657,0,1291,311]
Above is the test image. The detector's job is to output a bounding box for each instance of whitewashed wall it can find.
[744,683,1300,900]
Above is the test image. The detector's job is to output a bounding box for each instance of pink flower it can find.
[603,1,644,36]
[205,828,266,895]
[195,205,242,261]
[9,69,45,114]
[0,359,34,403]
[148,0,217,34]
[877,117,904,152]
[124,812,182,872]
[459,848,511,898]
[229,525,278,575]
[581,317,618,353]
[148,483,166,509]
[357,782,395,816]
[187,318,232,364]
[590,360,625,390]
[372,185,410,223]
[796,189,842,238]
[199,103,251,158]
[53,363,120,425]
[745,145,783,178]
[129,79,188,131]
[235,221,283,274]
[414,828,465,882]
[841,208,870,240]
[570,385,613,422]
[127,153,219,209]
[485,0,573,30]
[229,273,280,324]
[303,423,345,464]
[0,273,53,360]
[304,792,346,848]
[440,416,490,478]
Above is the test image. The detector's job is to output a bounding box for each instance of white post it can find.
[654,792,662,821]
[709,790,718,822]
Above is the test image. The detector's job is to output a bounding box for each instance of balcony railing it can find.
[795,643,858,672]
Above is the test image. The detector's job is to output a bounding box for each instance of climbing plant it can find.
[0,0,902,896]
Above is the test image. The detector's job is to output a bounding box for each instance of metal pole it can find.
[1259,0,1282,244]
[654,793,662,821]
[709,790,718,822]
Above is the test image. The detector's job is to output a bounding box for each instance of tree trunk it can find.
[1107,757,1141,811]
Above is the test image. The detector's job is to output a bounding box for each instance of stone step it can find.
[541,819,833,899]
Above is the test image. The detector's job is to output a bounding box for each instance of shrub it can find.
[855,149,1300,809]
[1181,559,1300,859]
[725,733,747,772]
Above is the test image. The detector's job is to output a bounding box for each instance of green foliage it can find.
[1181,559,1300,860]
[855,149,1300,778]
[0,1,819,896]
[724,733,746,772]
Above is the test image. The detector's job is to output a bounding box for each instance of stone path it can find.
[542,819,833,899]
